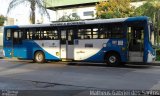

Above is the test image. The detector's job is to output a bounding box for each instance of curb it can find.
[152,62,160,66]
[0,58,160,66]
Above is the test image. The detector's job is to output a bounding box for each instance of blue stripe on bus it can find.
[32,41,60,60]
[4,25,19,29]
[4,40,60,61]
[84,39,127,62]
[125,16,148,22]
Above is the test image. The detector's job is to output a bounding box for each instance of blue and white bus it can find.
[3,16,156,66]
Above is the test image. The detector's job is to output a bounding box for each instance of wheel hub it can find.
[109,56,116,63]
[36,53,43,61]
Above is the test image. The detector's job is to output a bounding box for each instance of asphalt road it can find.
[0,59,160,96]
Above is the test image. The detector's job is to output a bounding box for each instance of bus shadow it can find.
[5,60,152,69]
[8,60,34,64]
[67,63,152,69]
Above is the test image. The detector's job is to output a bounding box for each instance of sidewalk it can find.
[153,61,160,65]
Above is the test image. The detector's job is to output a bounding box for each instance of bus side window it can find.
[78,29,92,39]
[78,29,84,39]
[99,27,109,39]
[6,29,11,40]
[112,24,124,38]
[14,31,18,38]
[85,29,92,39]
[28,29,33,40]
[26,31,30,40]
[93,28,98,39]
[68,30,74,44]
[99,24,124,39]
[13,31,18,44]
[18,30,23,44]
[53,30,58,40]
[22,29,27,40]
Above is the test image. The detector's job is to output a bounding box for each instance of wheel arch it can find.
[104,50,121,61]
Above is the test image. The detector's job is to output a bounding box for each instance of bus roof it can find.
[4,16,149,28]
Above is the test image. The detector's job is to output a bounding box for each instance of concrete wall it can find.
[0,27,3,57]
[0,27,3,47]
[45,0,98,8]
[55,6,96,20]
[50,1,145,21]
[45,0,145,8]
[5,18,14,25]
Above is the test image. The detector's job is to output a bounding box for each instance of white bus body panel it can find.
[67,45,74,59]
[129,51,143,62]
[34,40,60,58]
[147,50,156,63]
[60,45,66,58]
[61,45,74,59]
[74,39,109,60]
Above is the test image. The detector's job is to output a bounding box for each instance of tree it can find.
[0,15,6,26]
[7,0,50,24]
[96,0,134,19]
[58,14,81,22]
[134,0,160,45]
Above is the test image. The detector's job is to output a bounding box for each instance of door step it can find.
[129,57,143,62]
[129,51,143,57]
[61,58,73,61]
[129,51,143,62]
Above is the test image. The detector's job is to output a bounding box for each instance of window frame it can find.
[83,11,94,16]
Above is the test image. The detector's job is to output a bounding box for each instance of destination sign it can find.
[50,21,85,26]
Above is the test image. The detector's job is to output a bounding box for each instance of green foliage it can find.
[156,49,160,61]
[0,15,6,26]
[7,0,49,24]
[96,0,134,19]
[134,0,160,26]
[134,0,160,23]
[134,0,160,45]
[58,14,81,22]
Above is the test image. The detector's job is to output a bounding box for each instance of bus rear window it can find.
[6,29,11,40]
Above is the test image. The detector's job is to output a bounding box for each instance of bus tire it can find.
[34,51,45,63]
[105,52,121,67]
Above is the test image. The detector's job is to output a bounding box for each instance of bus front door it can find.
[12,30,26,58]
[128,26,144,62]
[4,29,13,58]
[60,29,74,60]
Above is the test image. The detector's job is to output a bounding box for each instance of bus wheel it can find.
[34,51,45,63]
[105,52,121,67]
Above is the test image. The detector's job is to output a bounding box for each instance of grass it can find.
[156,56,160,61]
[156,49,160,61]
